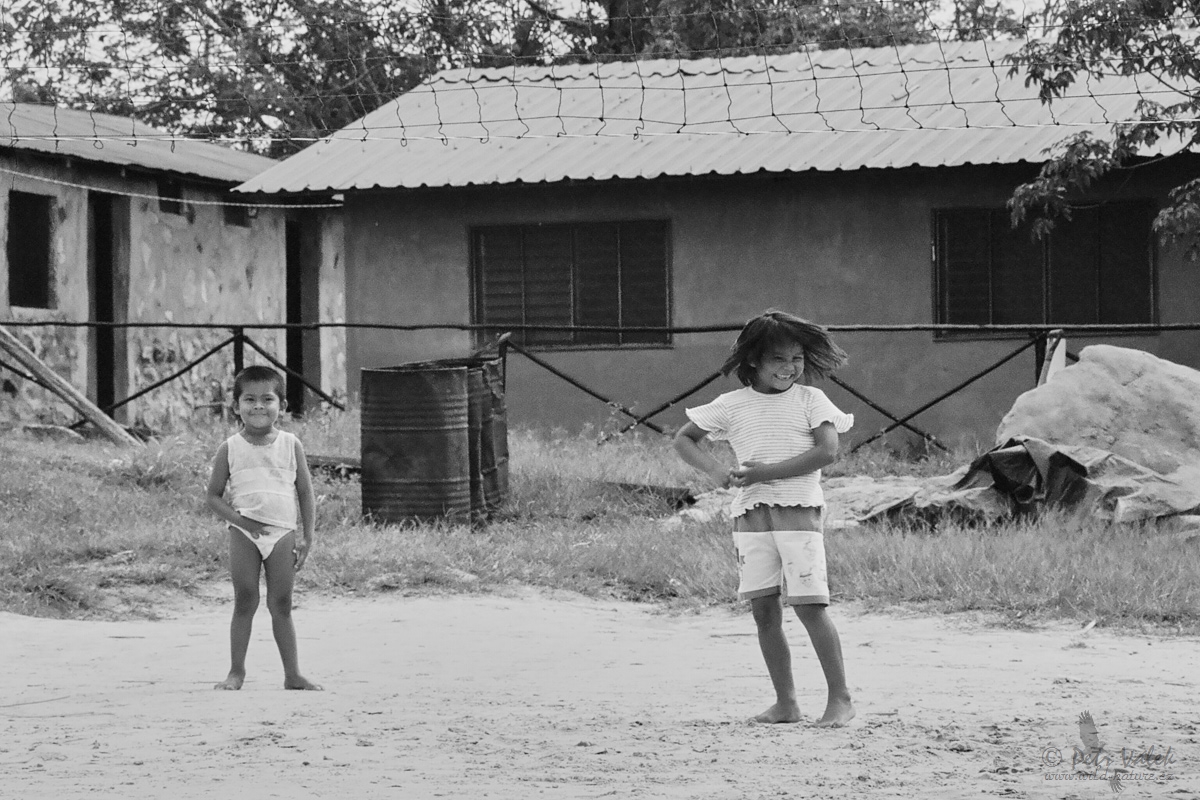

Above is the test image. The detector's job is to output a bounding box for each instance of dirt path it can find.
[3,590,1196,799]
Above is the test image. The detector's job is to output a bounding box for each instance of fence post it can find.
[1033,330,1046,386]
[232,327,244,374]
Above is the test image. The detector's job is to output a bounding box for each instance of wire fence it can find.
[3,320,1198,447]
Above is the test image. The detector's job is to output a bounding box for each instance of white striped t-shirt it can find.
[685,384,853,517]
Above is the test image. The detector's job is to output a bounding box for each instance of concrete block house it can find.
[0,104,345,431]
[238,40,1200,448]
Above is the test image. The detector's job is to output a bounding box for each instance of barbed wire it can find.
[7,58,1193,118]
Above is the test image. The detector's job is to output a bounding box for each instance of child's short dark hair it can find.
[232,365,286,402]
[721,309,848,386]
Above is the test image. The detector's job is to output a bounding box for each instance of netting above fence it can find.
[3,1,1198,154]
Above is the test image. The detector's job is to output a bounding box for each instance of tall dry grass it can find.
[1,410,1197,631]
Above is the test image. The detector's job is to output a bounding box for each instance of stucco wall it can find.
[342,162,1200,448]
[0,155,321,431]
[125,187,288,429]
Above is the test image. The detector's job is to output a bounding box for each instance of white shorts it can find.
[733,506,829,605]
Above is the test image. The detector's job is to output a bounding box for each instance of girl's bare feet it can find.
[814,696,855,727]
[214,671,245,690]
[284,675,323,691]
[753,701,803,724]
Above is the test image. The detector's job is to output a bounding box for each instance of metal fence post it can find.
[1033,330,1046,385]
[232,327,244,374]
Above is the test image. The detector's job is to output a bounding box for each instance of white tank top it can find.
[225,430,299,529]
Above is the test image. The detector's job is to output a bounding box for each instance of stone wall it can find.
[0,155,346,432]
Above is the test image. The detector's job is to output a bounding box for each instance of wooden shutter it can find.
[522,225,573,345]
[617,221,669,344]
[574,223,621,344]
[989,209,1044,325]
[475,220,669,348]
[475,228,526,343]
[937,210,992,324]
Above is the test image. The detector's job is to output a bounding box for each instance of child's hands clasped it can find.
[708,461,767,489]
[730,460,768,487]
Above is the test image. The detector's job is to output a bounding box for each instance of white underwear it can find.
[230,523,293,560]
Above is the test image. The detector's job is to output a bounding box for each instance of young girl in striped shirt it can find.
[675,310,855,726]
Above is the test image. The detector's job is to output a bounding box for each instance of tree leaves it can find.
[1005,0,1200,256]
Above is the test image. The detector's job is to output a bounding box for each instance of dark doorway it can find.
[285,212,323,415]
[87,192,128,419]
[285,217,305,413]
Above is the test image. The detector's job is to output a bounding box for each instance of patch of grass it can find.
[0,432,225,617]
[830,511,1200,628]
[14,571,95,614]
[292,406,360,459]
[1,416,1197,632]
[104,436,212,491]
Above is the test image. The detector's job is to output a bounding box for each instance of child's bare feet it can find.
[753,701,803,724]
[214,671,245,690]
[814,696,855,727]
[284,675,323,691]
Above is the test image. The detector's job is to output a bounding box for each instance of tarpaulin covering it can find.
[861,436,1200,526]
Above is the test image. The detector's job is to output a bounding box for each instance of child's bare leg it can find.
[216,529,261,690]
[750,594,803,723]
[263,534,322,691]
[794,604,854,727]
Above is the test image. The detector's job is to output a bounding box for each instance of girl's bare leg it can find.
[215,528,261,690]
[750,595,803,723]
[262,533,322,690]
[794,604,855,727]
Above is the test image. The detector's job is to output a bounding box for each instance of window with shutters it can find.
[6,191,55,309]
[933,201,1155,334]
[471,221,671,347]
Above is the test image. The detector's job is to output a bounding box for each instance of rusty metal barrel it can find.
[422,356,510,516]
[478,357,509,512]
[360,356,509,523]
[360,364,473,521]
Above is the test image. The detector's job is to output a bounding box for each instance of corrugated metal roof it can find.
[238,40,1188,194]
[1,103,276,184]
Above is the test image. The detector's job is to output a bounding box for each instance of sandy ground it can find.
[3,589,1197,800]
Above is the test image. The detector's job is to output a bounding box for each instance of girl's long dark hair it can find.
[721,309,848,386]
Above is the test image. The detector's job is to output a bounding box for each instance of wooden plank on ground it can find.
[0,324,140,447]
